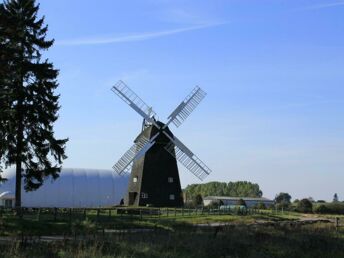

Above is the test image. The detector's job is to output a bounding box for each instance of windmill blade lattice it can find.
[111,80,159,127]
[113,134,158,175]
[166,86,206,128]
[163,132,211,180]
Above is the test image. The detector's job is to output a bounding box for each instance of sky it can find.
[22,0,344,201]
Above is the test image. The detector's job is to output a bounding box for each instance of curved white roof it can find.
[0,191,15,199]
[0,168,129,208]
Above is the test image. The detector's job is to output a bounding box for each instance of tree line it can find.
[184,181,263,201]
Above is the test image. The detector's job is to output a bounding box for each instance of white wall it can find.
[0,168,129,208]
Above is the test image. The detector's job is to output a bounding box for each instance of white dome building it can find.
[0,168,129,208]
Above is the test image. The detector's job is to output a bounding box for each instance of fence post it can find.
[166,208,169,217]
[54,207,57,221]
[38,208,41,221]
[175,208,177,217]
[335,217,339,230]
[182,207,184,216]
[69,208,72,224]
[140,209,142,220]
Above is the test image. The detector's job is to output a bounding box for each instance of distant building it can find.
[0,168,129,208]
[203,196,274,208]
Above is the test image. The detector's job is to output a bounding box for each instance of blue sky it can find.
[32,0,344,200]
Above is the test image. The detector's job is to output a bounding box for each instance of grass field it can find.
[1,208,344,258]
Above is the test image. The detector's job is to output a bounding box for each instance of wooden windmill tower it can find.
[111,81,211,207]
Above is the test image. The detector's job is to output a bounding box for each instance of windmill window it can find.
[133,176,138,183]
[169,194,175,200]
[141,192,148,199]
[168,177,173,183]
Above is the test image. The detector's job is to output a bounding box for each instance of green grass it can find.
[1,209,344,257]
[0,209,305,236]
[1,222,344,258]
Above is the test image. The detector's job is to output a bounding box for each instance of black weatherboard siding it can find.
[125,121,183,207]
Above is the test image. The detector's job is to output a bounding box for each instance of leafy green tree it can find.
[314,203,344,214]
[184,181,263,200]
[193,194,203,207]
[333,193,339,203]
[314,204,329,214]
[257,201,266,209]
[0,0,68,208]
[297,198,313,213]
[275,192,291,209]
[236,198,247,207]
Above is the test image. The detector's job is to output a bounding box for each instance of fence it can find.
[0,206,267,223]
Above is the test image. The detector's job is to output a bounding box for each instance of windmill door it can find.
[128,192,138,205]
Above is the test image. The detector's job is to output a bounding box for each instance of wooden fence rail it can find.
[0,206,262,222]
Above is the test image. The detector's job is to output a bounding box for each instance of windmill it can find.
[111,80,211,207]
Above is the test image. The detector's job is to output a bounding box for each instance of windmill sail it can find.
[166,86,206,128]
[111,80,160,128]
[162,131,211,180]
[113,134,159,175]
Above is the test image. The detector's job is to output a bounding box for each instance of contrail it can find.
[301,1,344,10]
[56,22,227,46]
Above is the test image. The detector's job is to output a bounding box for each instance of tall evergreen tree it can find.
[0,0,68,208]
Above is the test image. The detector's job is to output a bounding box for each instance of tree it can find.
[297,198,313,213]
[257,202,266,210]
[184,181,263,200]
[333,193,339,203]
[275,192,291,209]
[0,0,68,208]
[236,198,247,207]
[193,194,203,207]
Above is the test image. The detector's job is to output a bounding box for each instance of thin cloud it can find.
[56,22,226,46]
[300,1,344,10]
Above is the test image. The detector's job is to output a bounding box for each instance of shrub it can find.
[193,194,203,207]
[297,199,313,213]
[257,202,266,209]
[275,193,291,209]
[207,200,221,209]
[236,199,247,207]
[314,204,330,214]
[314,203,344,214]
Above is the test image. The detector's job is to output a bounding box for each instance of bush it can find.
[207,200,221,209]
[314,204,330,214]
[275,192,291,209]
[314,203,344,214]
[257,202,266,209]
[193,194,203,207]
[236,199,247,207]
[297,199,313,213]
